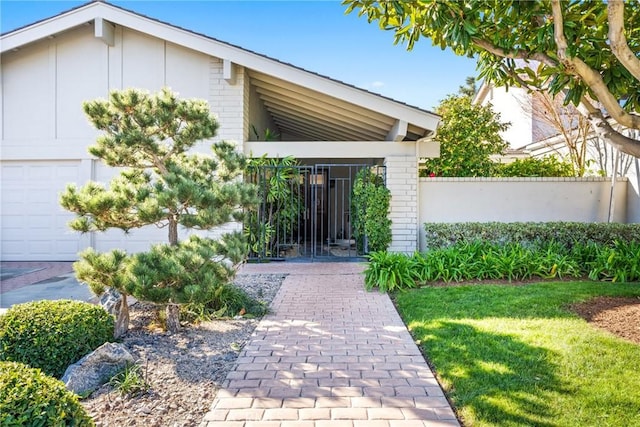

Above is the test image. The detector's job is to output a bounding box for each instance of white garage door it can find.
[1,161,84,261]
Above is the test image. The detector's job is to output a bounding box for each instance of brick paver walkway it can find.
[200,263,459,427]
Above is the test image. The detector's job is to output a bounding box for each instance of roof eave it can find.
[1,0,440,132]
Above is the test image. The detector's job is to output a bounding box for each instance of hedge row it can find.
[423,222,640,250]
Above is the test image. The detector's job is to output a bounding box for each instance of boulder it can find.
[62,342,135,396]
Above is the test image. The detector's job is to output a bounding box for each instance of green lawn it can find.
[394,281,640,427]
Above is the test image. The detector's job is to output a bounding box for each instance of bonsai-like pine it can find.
[61,88,257,333]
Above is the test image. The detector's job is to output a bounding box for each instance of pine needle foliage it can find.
[60,88,258,333]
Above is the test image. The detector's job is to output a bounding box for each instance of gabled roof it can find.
[1,1,440,141]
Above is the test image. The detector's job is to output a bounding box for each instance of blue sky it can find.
[0,1,478,111]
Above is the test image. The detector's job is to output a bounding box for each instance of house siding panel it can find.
[55,26,109,139]
[1,22,248,259]
[2,43,54,140]
[121,28,165,90]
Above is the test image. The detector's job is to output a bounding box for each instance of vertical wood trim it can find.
[108,26,123,91]
[49,42,58,139]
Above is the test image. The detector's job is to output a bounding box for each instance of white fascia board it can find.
[2,2,440,131]
[473,82,491,105]
[1,3,100,52]
[105,9,440,130]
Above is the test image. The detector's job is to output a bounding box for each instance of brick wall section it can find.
[385,155,418,254]
[206,57,246,238]
[208,57,245,144]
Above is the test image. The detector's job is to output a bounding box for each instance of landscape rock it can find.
[62,342,135,396]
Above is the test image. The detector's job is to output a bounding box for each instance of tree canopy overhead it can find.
[344,0,640,158]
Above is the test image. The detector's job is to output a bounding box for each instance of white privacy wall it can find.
[418,177,629,252]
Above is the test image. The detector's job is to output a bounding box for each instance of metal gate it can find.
[245,162,385,261]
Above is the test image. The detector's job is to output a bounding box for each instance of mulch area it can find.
[570,296,640,345]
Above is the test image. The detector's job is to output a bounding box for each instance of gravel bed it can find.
[82,273,286,427]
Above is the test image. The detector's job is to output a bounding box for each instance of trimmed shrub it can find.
[0,300,114,378]
[0,361,94,426]
[423,222,640,250]
[494,156,574,177]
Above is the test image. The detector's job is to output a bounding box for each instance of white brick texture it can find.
[384,156,418,254]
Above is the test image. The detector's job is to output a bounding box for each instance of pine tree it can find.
[61,88,257,334]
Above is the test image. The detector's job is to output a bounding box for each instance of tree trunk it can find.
[165,303,181,333]
[168,217,178,246]
[579,100,640,158]
[588,119,640,159]
[113,294,130,339]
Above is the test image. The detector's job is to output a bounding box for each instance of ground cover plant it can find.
[394,282,640,427]
[364,240,640,291]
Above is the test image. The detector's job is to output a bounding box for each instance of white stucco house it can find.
[0,1,441,261]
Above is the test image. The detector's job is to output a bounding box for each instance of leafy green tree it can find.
[422,95,509,177]
[61,88,257,333]
[244,155,304,259]
[344,0,640,158]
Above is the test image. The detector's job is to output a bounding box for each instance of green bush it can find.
[351,168,392,254]
[364,251,417,292]
[0,361,94,426]
[182,283,268,321]
[587,241,640,282]
[0,300,114,378]
[494,156,574,177]
[423,222,640,250]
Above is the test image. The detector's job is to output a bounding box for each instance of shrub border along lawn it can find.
[364,240,640,292]
[393,281,640,427]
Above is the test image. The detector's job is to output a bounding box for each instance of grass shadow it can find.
[411,320,566,426]
[395,281,640,426]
